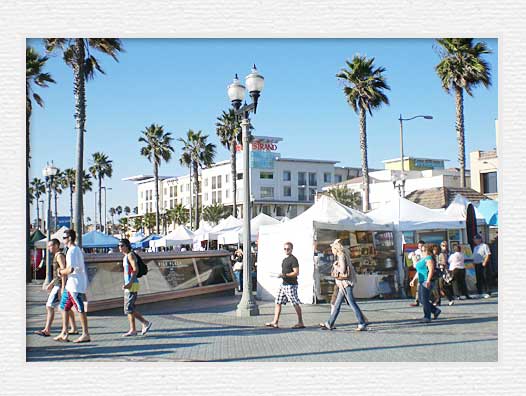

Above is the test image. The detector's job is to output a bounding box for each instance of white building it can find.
[124,136,362,225]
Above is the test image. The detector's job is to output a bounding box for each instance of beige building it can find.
[469,118,499,200]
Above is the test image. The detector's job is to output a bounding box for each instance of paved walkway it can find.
[26,283,498,361]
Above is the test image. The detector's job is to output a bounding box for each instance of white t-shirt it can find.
[448,252,465,270]
[472,243,491,264]
[65,245,88,293]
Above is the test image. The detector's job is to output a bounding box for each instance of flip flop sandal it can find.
[264,322,279,328]
[68,330,80,335]
[54,337,70,342]
[35,330,51,337]
[73,337,91,343]
[291,324,306,329]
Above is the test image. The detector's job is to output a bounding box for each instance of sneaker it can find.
[448,301,455,306]
[141,321,153,335]
[433,309,441,320]
[355,324,367,331]
[420,318,431,324]
[409,302,420,307]
[483,294,491,299]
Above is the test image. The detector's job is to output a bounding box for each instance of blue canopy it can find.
[81,230,120,248]
[476,199,498,226]
[132,234,162,249]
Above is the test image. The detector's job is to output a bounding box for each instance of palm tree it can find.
[336,55,390,212]
[115,205,123,218]
[139,123,174,234]
[203,203,229,225]
[119,217,129,237]
[169,203,189,227]
[89,152,113,232]
[109,207,116,231]
[26,46,55,283]
[326,187,362,210]
[144,212,156,234]
[30,178,45,228]
[51,169,64,230]
[44,38,123,246]
[61,168,76,227]
[179,129,216,228]
[132,216,143,232]
[216,109,241,217]
[124,206,131,217]
[435,38,492,187]
[133,206,138,215]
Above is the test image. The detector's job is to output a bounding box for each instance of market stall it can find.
[215,212,280,245]
[149,225,195,250]
[257,195,393,304]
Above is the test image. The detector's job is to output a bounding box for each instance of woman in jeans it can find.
[320,239,368,331]
[410,243,441,323]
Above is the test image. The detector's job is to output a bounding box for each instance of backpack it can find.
[134,252,148,278]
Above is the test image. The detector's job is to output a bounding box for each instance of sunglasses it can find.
[284,247,291,251]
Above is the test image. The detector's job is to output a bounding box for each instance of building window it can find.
[204,192,208,201]
[204,178,208,187]
[225,174,229,183]
[170,200,174,209]
[164,188,167,196]
[212,176,216,189]
[186,184,190,192]
[298,172,306,185]
[260,171,274,179]
[262,205,271,215]
[225,189,229,199]
[309,172,317,186]
[335,175,342,183]
[289,205,297,217]
[481,172,498,194]
[140,191,143,199]
[217,191,222,204]
[283,170,291,181]
[212,191,217,204]
[217,175,222,188]
[283,186,291,197]
[149,202,153,212]
[298,187,306,201]
[237,173,243,180]
[309,188,316,201]
[276,206,284,217]
[324,172,332,183]
[260,187,274,199]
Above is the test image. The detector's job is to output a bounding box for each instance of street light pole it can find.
[101,186,112,234]
[397,114,433,197]
[42,161,58,285]
[228,66,264,317]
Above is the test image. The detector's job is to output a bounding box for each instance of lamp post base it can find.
[236,296,260,317]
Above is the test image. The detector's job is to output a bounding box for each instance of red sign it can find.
[251,141,277,151]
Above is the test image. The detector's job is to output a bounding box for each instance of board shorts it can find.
[46,285,61,308]
[124,290,138,314]
[59,291,87,313]
[275,284,301,305]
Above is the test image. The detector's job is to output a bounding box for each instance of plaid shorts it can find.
[275,284,301,305]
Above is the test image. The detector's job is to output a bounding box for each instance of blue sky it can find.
[28,38,498,222]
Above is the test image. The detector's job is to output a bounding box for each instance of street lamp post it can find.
[42,161,58,285]
[227,65,264,317]
[101,186,112,234]
[398,114,433,197]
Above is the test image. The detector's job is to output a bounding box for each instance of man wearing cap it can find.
[55,229,91,343]
[472,234,492,298]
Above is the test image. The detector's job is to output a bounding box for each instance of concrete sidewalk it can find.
[26,283,498,362]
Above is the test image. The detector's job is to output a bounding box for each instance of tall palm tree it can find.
[44,38,123,246]
[30,178,46,228]
[124,206,131,217]
[132,215,143,232]
[139,123,174,234]
[109,207,116,231]
[51,169,64,230]
[170,203,190,227]
[435,38,492,187]
[179,129,216,228]
[119,217,129,237]
[61,168,76,227]
[133,206,138,215]
[88,152,113,232]
[144,213,156,234]
[336,55,390,212]
[203,203,229,225]
[26,46,55,283]
[115,205,123,218]
[216,109,241,217]
[326,187,362,210]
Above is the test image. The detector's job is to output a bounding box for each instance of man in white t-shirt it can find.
[54,229,91,343]
[472,234,492,298]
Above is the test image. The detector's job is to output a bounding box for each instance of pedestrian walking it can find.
[410,243,441,323]
[119,239,152,337]
[54,229,90,343]
[231,248,243,292]
[34,238,77,337]
[448,244,471,299]
[265,242,305,329]
[472,234,492,298]
[438,241,455,305]
[408,240,425,307]
[431,244,442,306]
[319,239,367,331]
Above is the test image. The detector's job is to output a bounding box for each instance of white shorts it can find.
[46,285,61,308]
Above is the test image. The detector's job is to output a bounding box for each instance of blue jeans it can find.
[328,284,366,327]
[418,283,440,320]
[234,270,243,291]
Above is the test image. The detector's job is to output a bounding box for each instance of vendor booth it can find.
[149,225,194,250]
[33,226,69,249]
[215,213,280,245]
[81,230,120,251]
[257,195,393,304]
[131,233,161,250]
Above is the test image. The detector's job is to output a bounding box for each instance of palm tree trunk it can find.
[35,194,40,229]
[455,85,466,188]
[231,143,237,217]
[26,102,32,282]
[98,176,102,232]
[69,188,73,228]
[154,163,160,234]
[73,39,86,246]
[359,106,370,212]
[193,162,199,228]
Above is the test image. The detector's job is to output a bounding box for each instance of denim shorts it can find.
[124,290,138,314]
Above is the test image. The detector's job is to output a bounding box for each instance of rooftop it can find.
[405,187,491,209]
[382,156,449,163]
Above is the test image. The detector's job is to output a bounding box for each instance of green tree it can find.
[143,212,156,234]
[203,203,229,225]
[216,109,241,217]
[119,217,129,237]
[133,206,138,215]
[115,205,122,218]
[30,177,45,228]
[179,129,216,229]
[109,207,116,232]
[62,168,92,228]
[51,169,64,231]
[139,124,175,234]
[326,188,362,210]
[132,215,143,232]
[124,206,131,217]
[44,38,123,245]
[435,38,492,187]
[89,152,113,232]
[167,203,189,227]
[336,55,390,212]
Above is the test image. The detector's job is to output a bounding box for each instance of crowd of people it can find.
[33,229,498,341]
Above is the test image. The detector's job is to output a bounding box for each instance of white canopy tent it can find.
[216,213,280,245]
[192,220,214,250]
[149,225,195,249]
[257,195,391,304]
[206,216,243,241]
[129,230,145,243]
[445,194,487,226]
[33,226,69,249]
